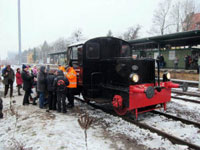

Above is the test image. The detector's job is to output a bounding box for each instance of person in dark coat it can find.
[184,55,189,70]
[37,66,47,108]
[46,69,56,110]
[0,97,3,119]
[2,65,15,98]
[159,54,164,68]
[16,68,23,96]
[21,64,33,105]
[53,70,69,113]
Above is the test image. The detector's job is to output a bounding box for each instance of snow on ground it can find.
[172,93,200,101]
[164,98,200,122]
[0,95,116,150]
[0,74,199,150]
[74,102,189,150]
[140,114,200,146]
[0,91,189,150]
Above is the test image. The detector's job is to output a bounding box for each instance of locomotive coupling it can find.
[179,82,188,92]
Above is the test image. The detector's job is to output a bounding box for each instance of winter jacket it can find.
[32,68,38,76]
[54,70,69,92]
[46,73,55,92]
[37,66,47,92]
[16,72,23,85]
[21,70,33,91]
[2,67,15,85]
[65,67,77,88]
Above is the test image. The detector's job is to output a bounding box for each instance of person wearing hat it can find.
[21,64,33,105]
[65,63,77,108]
[37,66,47,108]
[53,70,69,113]
[2,65,15,98]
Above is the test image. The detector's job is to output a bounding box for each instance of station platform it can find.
[159,69,199,81]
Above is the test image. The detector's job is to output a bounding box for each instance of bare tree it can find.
[106,30,113,37]
[122,25,141,40]
[181,0,196,31]
[170,1,182,32]
[169,0,197,32]
[41,41,50,63]
[52,38,69,52]
[71,29,83,42]
[151,0,172,35]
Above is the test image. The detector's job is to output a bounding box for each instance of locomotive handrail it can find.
[90,72,103,97]
[156,59,160,87]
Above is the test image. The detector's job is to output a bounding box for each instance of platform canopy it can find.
[129,30,200,50]
[48,51,66,56]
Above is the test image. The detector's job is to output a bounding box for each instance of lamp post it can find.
[18,0,22,65]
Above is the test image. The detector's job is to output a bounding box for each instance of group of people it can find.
[1,63,77,113]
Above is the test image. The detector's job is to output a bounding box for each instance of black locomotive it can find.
[66,37,181,119]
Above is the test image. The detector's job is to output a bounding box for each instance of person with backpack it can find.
[46,69,56,111]
[53,70,69,113]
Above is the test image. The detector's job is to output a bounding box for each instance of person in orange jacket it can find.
[65,63,77,108]
[58,65,66,73]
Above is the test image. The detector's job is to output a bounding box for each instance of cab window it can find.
[72,47,78,60]
[120,44,131,57]
[86,43,100,59]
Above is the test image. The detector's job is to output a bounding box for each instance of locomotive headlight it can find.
[163,72,170,82]
[130,73,139,82]
[166,72,171,79]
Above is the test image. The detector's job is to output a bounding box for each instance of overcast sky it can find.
[0,0,162,59]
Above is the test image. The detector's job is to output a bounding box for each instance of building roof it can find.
[129,30,200,50]
[48,51,66,56]
[68,40,87,48]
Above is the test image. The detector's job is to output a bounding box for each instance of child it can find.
[46,70,56,110]
[16,68,23,96]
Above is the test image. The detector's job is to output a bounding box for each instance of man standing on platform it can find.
[65,63,77,108]
[2,65,15,98]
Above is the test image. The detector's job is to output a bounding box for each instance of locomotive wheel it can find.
[112,95,128,116]
[114,107,128,116]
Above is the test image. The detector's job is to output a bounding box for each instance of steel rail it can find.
[152,110,200,128]
[172,90,200,97]
[171,96,200,104]
[75,97,200,150]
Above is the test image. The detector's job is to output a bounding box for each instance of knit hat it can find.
[22,64,27,70]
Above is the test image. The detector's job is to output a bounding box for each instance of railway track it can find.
[152,110,200,128]
[75,97,200,150]
[171,96,200,104]
[172,89,200,104]
[172,89,200,97]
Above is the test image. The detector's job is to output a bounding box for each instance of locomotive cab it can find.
[67,37,181,119]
